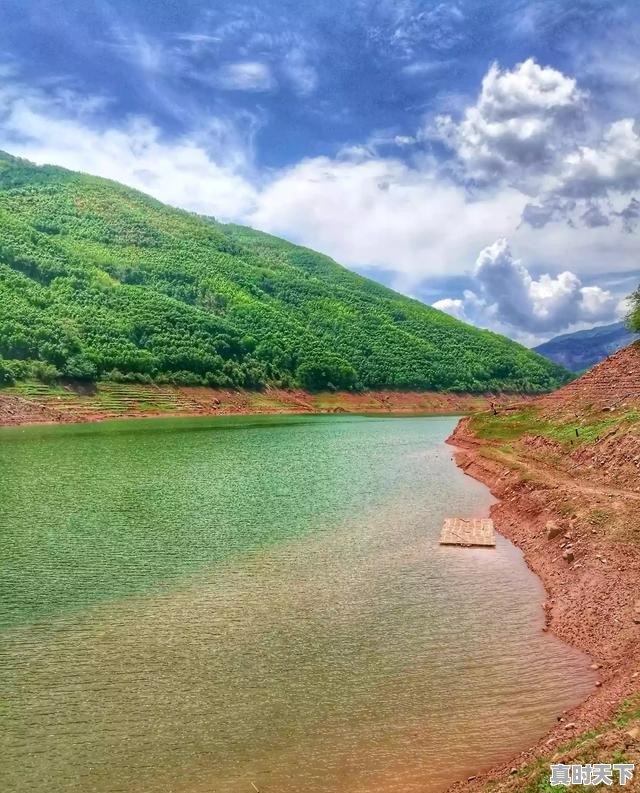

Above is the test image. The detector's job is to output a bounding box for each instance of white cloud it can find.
[0,63,637,342]
[361,0,466,58]
[0,83,258,219]
[401,59,453,77]
[617,197,640,232]
[249,155,525,277]
[554,119,640,198]
[436,239,620,338]
[431,297,467,320]
[581,204,610,228]
[214,61,275,92]
[433,58,640,235]
[522,118,640,229]
[435,58,585,181]
[107,27,171,75]
[282,48,318,96]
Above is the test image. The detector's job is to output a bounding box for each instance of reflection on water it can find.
[0,415,595,793]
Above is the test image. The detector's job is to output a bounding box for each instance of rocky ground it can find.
[447,344,640,792]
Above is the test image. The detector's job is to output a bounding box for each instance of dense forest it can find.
[0,151,570,393]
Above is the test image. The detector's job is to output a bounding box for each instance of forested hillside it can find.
[0,151,569,393]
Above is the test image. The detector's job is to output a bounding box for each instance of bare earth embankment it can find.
[0,381,494,427]
[447,344,640,793]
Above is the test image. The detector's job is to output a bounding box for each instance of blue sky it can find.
[1,0,639,344]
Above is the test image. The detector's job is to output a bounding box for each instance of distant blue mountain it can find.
[533,321,638,372]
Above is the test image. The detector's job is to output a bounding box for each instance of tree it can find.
[629,284,640,333]
[296,354,357,391]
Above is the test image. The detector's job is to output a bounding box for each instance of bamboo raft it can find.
[439,517,495,547]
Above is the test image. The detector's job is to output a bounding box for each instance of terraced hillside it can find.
[0,381,494,426]
[536,343,640,416]
[0,151,569,394]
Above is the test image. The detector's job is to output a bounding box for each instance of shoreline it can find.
[445,416,640,792]
[0,383,499,428]
[4,374,638,787]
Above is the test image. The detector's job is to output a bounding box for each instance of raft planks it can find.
[440,517,495,547]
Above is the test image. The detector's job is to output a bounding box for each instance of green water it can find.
[0,415,595,793]
[2,415,415,626]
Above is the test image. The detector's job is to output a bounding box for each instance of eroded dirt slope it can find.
[447,344,640,793]
[537,342,640,416]
[0,382,495,427]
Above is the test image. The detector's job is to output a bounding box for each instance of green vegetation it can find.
[0,151,570,392]
[469,408,630,449]
[482,695,640,793]
[630,284,640,333]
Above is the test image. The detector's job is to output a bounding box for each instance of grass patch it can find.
[470,408,632,452]
[587,508,610,526]
[469,409,550,443]
[4,380,69,397]
[475,695,640,793]
[546,418,619,446]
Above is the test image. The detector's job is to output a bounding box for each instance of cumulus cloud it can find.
[435,239,620,337]
[431,58,640,233]
[435,58,585,181]
[520,113,640,230]
[0,63,637,341]
[553,118,640,199]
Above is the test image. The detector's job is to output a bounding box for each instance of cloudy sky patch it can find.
[0,0,638,344]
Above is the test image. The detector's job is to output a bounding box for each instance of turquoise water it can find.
[0,415,595,793]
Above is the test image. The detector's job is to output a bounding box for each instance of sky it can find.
[1,0,639,345]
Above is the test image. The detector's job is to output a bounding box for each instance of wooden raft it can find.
[440,517,495,547]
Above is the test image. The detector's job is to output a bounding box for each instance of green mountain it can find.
[0,151,569,393]
[534,321,638,373]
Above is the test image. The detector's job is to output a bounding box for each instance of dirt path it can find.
[483,443,640,501]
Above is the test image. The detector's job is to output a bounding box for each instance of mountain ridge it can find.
[533,321,637,372]
[0,151,569,393]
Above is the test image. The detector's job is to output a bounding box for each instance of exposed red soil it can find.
[0,393,68,425]
[446,346,640,792]
[0,384,497,427]
[536,342,640,417]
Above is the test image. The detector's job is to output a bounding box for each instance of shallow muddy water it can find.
[0,414,595,793]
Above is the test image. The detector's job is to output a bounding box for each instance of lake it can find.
[0,414,594,793]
